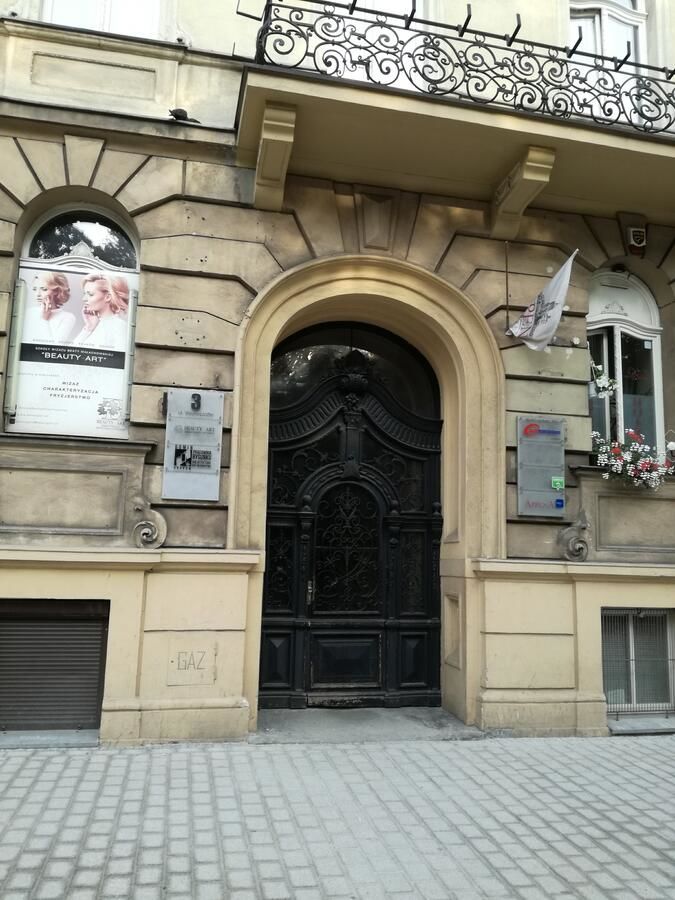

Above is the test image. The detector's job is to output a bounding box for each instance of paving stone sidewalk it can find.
[1,735,675,900]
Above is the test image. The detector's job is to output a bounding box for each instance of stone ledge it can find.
[574,467,675,563]
[472,558,675,580]
[102,696,249,711]
[0,546,262,572]
[608,716,675,735]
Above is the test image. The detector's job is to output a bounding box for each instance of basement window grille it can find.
[601,608,675,717]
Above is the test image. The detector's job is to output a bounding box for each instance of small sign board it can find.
[517,416,566,518]
[162,388,224,501]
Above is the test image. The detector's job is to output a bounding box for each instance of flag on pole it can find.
[506,249,579,351]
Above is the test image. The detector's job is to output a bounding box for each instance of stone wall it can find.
[2,126,675,557]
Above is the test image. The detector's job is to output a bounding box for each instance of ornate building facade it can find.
[1,0,674,741]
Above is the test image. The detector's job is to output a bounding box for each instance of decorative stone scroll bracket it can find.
[557,509,589,562]
[132,496,168,550]
[254,102,297,211]
[490,146,556,240]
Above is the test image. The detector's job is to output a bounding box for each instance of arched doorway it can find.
[230,255,505,728]
[259,324,443,708]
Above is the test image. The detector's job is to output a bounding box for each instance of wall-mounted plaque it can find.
[162,389,224,501]
[517,416,566,518]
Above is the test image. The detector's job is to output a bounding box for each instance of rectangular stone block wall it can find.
[475,564,607,736]
[128,192,313,548]
[6,129,674,559]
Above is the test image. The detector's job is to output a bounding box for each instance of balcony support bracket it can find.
[254,102,297,212]
[490,146,556,240]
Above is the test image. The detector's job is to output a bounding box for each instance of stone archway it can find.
[228,255,505,727]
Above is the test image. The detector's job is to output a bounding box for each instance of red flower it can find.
[611,447,622,456]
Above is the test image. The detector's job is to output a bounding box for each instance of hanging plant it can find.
[592,429,674,490]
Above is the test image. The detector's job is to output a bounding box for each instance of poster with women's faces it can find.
[7,262,138,439]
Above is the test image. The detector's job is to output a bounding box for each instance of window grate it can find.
[602,609,674,718]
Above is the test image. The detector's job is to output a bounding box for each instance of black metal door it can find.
[260,325,442,708]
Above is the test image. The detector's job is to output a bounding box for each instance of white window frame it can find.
[41,0,176,42]
[570,0,648,63]
[588,271,665,453]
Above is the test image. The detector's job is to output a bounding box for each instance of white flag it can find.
[506,250,579,351]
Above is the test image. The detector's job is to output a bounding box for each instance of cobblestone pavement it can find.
[1,735,675,900]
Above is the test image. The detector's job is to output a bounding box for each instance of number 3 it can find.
[191,393,201,411]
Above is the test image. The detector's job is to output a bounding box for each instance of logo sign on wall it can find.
[162,389,224,502]
[517,416,566,519]
[6,259,137,439]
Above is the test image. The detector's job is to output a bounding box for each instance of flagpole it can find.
[504,241,511,331]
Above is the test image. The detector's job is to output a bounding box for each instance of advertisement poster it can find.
[7,261,137,438]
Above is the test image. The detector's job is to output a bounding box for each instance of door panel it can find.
[314,484,381,616]
[310,632,382,688]
[261,325,442,708]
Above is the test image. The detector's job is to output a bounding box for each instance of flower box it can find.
[573,467,675,563]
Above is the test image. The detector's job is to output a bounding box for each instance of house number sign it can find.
[162,388,224,501]
[517,416,566,518]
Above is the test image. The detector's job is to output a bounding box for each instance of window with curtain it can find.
[569,0,647,63]
[587,271,664,453]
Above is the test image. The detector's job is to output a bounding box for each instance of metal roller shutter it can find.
[0,600,109,731]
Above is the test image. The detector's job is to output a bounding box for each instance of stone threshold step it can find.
[0,730,99,749]
[608,716,675,736]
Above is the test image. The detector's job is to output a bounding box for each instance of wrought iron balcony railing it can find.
[254,1,675,137]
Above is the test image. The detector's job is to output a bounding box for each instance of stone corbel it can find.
[490,146,556,240]
[254,103,296,212]
[132,496,168,550]
[556,509,589,562]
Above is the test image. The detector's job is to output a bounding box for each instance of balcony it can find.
[255,1,675,139]
[236,2,675,223]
